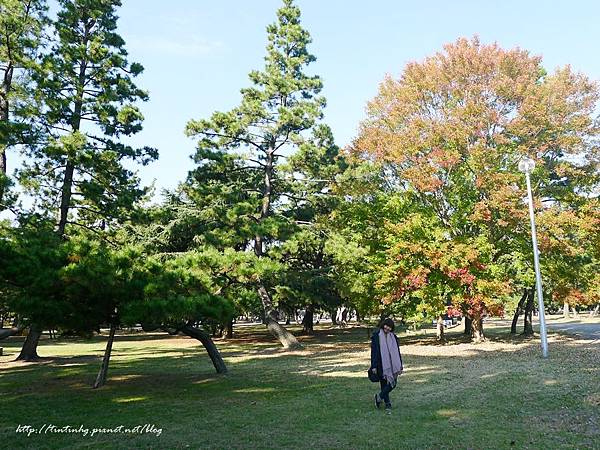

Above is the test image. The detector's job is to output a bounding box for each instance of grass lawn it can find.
[1,318,599,449]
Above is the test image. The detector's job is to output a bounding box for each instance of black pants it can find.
[379,379,396,406]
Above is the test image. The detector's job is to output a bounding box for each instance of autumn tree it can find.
[352,37,600,341]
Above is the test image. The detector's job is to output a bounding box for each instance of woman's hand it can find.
[371,367,377,374]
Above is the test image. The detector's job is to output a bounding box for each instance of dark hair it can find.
[380,318,395,331]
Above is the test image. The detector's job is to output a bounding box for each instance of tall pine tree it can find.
[16,0,156,360]
[185,0,329,349]
[19,0,156,235]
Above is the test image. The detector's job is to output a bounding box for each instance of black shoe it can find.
[385,404,392,414]
[374,394,382,409]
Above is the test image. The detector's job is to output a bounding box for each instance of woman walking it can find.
[370,318,403,413]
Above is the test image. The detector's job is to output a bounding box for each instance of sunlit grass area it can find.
[1,320,599,449]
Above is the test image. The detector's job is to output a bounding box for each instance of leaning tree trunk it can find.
[511,289,528,334]
[470,317,485,342]
[93,322,117,389]
[523,288,535,336]
[180,324,227,374]
[591,304,599,317]
[16,326,42,361]
[257,285,302,349]
[302,304,314,335]
[253,146,302,350]
[436,316,445,341]
[464,316,472,336]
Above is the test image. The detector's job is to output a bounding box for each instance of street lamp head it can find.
[518,157,535,174]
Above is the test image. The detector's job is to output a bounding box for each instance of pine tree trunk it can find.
[511,289,528,334]
[180,325,227,374]
[0,61,13,206]
[302,304,314,335]
[92,322,116,389]
[253,146,301,350]
[0,147,6,205]
[464,316,472,335]
[523,288,534,336]
[0,145,6,177]
[436,316,445,341]
[17,326,42,361]
[470,317,485,342]
[257,285,302,349]
[225,319,234,339]
[24,79,83,359]
[57,160,75,236]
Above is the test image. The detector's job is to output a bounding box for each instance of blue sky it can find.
[15,0,600,199]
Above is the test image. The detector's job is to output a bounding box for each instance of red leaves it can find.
[407,268,429,289]
[447,267,476,286]
[446,305,462,317]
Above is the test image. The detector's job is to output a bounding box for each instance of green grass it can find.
[1,320,599,449]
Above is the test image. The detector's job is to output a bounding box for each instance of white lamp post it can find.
[518,157,549,358]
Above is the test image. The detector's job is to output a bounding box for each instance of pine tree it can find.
[0,0,46,208]
[185,0,329,348]
[19,0,156,235]
[16,0,156,360]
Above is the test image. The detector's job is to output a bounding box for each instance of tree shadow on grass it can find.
[398,327,543,347]
[0,325,593,389]
[1,331,178,346]
[1,327,598,450]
